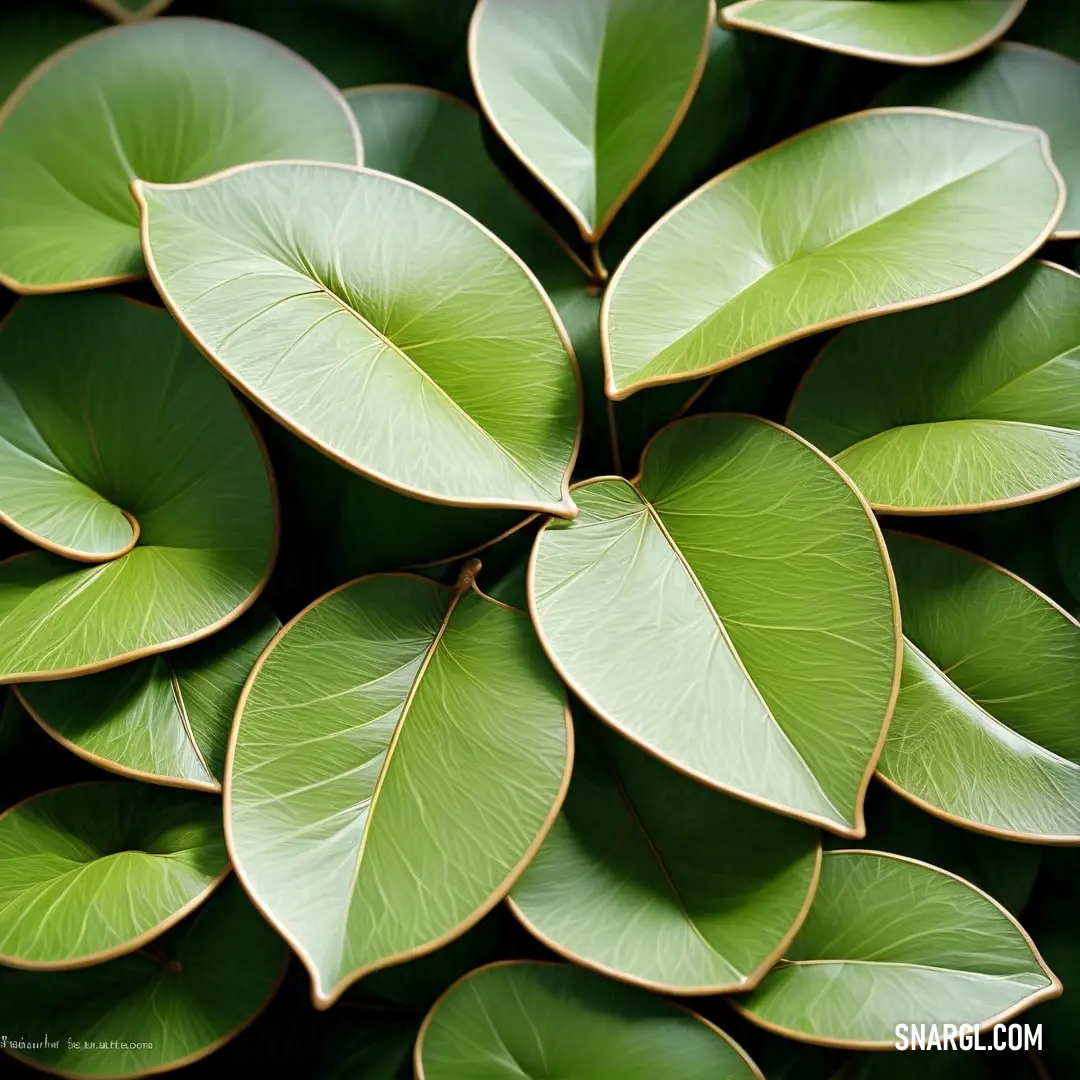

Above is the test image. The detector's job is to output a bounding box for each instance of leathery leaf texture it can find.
[718,1,1026,65]
[529,414,900,835]
[137,161,580,515]
[736,850,1060,1047]
[226,566,572,1007]
[0,17,360,291]
[602,108,1063,397]
[416,962,764,1080]
[0,877,288,1079]
[789,261,1080,513]
[0,781,227,968]
[509,711,821,993]
[0,293,277,682]
[468,0,714,242]
[17,607,280,791]
[879,532,1080,843]
[878,42,1080,238]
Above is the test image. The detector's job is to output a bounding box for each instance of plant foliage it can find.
[0,1,1077,1077]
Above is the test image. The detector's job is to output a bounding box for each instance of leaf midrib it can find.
[640,137,1035,382]
[778,957,1046,983]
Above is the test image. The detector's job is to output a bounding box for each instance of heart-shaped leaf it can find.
[529,414,899,835]
[0,293,277,682]
[0,876,287,1078]
[719,1,1025,65]
[603,109,1063,398]
[878,43,1080,238]
[86,0,173,21]
[137,161,581,516]
[345,84,583,290]
[17,607,280,792]
[225,564,572,1008]
[0,17,360,293]
[789,261,1080,513]
[0,781,227,968]
[469,0,715,242]
[735,850,1060,1048]
[877,532,1080,842]
[509,711,820,993]
[416,961,763,1079]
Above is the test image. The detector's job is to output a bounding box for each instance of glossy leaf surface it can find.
[417,962,763,1079]
[509,713,820,993]
[469,0,714,240]
[603,109,1063,398]
[138,162,580,516]
[0,294,276,682]
[18,608,280,791]
[879,533,1080,842]
[719,1,1025,65]
[346,84,580,289]
[226,570,571,1007]
[878,43,1080,237]
[789,262,1080,513]
[0,877,287,1078]
[737,851,1059,1047]
[529,414,899,835]
[0,782,226,968]
[0,17,359,291]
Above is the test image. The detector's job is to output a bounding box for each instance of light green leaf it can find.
[0,17,360,292]
[416,962,763,1079]
[736,850,1059,1048]
[719,1,1025,65]
[877,532,1080,843]
[85,0,172,21]
[0,781,227,968]
[603,109,1063,398]
[0,294,277,682]
[226,566,572,1007]
[878,43,1080,238]
[137,161,581,516]
[788,261,1080,513]
[509,711,820,994]
[529,414,899,836]
[17,607,280,792]
[0,3,106,105]
[0,877,287,1078]
[345,84,583,290]
[469,0,715,241]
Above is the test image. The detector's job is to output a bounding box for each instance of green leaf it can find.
[85,0,173,21]
[267,422,525,592]
[0,17,360,292]
[789,261,1080,513]
[416,962,763,1079]
[0,294,277,682]
[878,43,1080,238]
[877,532,1080,842]
[509,711,820,994]
[0,876,287,1078]
[719,1,1025,65]
[469,0,715,241]
[0,3,106,105]
[0,781,227,968]
[529,414,899,835]
[603,109,1063,398]
[225,566,571,1007]
[17,607,280,792]
[137,162,581,516]
[345,84,583,290]
[735,850,1059,1048]
[1011,0,1080,64]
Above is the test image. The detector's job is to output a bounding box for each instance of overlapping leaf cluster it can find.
[0,1,1078,1078]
